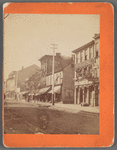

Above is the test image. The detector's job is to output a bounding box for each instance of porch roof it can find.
[75,59,95,70]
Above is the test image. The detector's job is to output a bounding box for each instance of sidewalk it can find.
[52,103,99,113]
[25,100,99,113]
[36,101,99,113]
[5,98,99,113]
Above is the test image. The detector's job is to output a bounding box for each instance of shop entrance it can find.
[80,88,83,103]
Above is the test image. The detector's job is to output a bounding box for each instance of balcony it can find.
[75,58,95,70]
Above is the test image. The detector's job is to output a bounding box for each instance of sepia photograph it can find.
[4,13,100,135]
[3,2,114,148]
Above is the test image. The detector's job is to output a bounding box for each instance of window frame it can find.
[89,46,93,59]
[85,49,88,61]
[80,51,83,62]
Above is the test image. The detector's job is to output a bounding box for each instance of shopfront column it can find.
[98,85,99,106]
[94,85,96,107]
[82,87,84,103]
[87,87,89,105]
[77,87,80,104]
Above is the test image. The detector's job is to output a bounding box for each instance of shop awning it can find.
[48,85,61,94]
[37,87,50,96]
[20,90,30,95]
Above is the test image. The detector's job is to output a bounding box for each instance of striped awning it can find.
[48,85,61,94]
[36,87,50,96]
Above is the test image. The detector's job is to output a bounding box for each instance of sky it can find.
[4,14,100,81]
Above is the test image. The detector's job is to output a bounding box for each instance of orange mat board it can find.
[3,2,114,147]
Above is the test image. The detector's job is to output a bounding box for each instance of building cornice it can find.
[72,40,94,53]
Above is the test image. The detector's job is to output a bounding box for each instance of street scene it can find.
[4,99,99,134]
[4,14,100,134]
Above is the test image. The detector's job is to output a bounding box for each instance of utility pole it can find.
[51,44,57,105]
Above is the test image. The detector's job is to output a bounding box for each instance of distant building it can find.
[25,71,43,91]
[5,64,40,98]
[4,81,7,94]
[72,34,100,107]
[38,53,74,104]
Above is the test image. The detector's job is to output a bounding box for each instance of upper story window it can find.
[50,75,52,85]
[41,62,47,72]
[80,51,83,62]
[89,46,93,59]
[95,42,98,50]
[76,52,80,64]
[95,42,99,58]
[60,72,63,83]
[46,71,63,86]
[76,53,78,64]
[55,74,59,84]
[85,49,88,61]
[48,76,50,85]
[84,67,87,76]
[94,68,97,78]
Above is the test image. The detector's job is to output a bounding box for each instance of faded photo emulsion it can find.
[4,14,100,134]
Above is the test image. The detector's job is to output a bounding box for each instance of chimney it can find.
[22,66,24,70]
[56,53,61,56]
[72,54,75,61]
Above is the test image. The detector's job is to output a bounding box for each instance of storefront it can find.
[35,87,51,102]
[48,85,61,102]
[74,79,99,107]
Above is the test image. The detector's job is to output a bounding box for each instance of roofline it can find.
[72,40,94,53]
[38,55,52,61]
[93,33,100,39]
[46,61,73,76]
[18,64,40,72]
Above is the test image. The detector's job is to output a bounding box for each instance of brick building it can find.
[72,34,100,107]
[38,53,74,104]
[5,64,40,98]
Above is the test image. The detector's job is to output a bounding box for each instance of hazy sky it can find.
[4,14,100,80]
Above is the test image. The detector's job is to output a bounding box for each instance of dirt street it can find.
[4,100,99,134]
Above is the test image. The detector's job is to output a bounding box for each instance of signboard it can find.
[75,79,93,86]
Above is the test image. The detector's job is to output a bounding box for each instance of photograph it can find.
[3,2,114,148]
[4,13,100,135]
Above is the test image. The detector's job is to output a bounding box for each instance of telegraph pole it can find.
[51,44,57,105]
